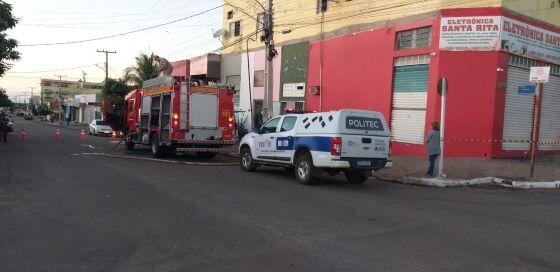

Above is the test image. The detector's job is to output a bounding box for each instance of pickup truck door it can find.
[254,117,281,161]
[274,116,298,163]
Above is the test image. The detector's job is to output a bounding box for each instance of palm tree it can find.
[122,53,163,88]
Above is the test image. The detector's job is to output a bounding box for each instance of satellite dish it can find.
[213,29,223,38]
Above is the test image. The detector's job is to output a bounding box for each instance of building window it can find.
[508,55,539,68]
[229,20,241,37]
[548,64,560,75]
[256,13,265,30]
[254,70,265,87]
[317,0,328,13]
[396,26,432,50]
[227,11,234,19]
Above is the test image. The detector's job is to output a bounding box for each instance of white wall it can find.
[239,51,255,131]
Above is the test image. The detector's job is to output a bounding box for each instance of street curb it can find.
[98,153,238,166]
[395,176,560,189]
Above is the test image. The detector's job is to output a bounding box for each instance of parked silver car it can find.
[89,120,113,136]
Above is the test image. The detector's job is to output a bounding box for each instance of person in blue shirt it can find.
[426,121,441,178]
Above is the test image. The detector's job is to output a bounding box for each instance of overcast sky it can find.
[1,0,223,102]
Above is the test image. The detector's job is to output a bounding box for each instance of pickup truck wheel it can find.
[150,134,163,158]
[125,139,135,151]
[345,170,367,184]
[197,152,216,159]
[295,153,317,185]
[240,147,257,172]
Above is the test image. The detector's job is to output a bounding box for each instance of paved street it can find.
[0,119,559,272]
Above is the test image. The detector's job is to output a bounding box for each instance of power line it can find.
[19,5,224,47]
[7,64,98,74]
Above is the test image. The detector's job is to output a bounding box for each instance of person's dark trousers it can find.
[427,154,439,177]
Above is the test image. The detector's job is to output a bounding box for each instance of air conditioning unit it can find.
[309,86,320,95]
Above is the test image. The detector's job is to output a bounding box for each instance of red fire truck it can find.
[103,76,236,158]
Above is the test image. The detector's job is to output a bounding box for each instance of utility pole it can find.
[262,0,276,121]
[97,49,116,81]
[54,75,67,124]
[28,87,34,112]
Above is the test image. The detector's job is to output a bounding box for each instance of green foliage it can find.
[0,88,12,107]
[36,104,52,116]
[0,1,20,77]
[122,53,163,87]
[102,78,132,100]
[236,114,250,138]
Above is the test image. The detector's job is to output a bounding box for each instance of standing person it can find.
[0,112,8,143]
[426,121,441,178]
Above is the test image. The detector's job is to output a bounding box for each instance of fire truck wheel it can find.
[125,139,135,150]
[150,134,164,158]
[240,147,257,172]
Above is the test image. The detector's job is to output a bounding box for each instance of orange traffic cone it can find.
[55,129,61,140]
[111,131,117,141]
[80,129,86,139]
[21,128,27,140]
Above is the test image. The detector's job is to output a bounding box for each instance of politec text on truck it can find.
[103,76,236,158]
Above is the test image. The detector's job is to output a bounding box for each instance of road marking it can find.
[80,144,96,149]
[71,152,103,156]
[100,153,238,166]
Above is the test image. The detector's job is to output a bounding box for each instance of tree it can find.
[0,88,12,107]
[0,1,20,77]
[122,53,164,87]
[102,78,132,100]
[36,104,52,116]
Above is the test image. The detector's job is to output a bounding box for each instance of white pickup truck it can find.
[239,109,392,185]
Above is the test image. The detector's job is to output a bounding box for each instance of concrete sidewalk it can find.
[375,155,560,183]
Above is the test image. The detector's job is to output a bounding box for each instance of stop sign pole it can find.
[528,66,550,179]
[437,77,447,178]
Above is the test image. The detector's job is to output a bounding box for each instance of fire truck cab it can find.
[104,76,236,158]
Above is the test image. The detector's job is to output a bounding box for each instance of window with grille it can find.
[508,55,539,68]
[229,21,241,37]
[546,63,560,75]
[396,26,432,50]
[227,11,233,19]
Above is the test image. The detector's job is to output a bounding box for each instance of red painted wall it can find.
[306,18,439,156]
[436,51,501,157]
[306,8,560,158]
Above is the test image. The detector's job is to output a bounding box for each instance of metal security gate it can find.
[538,74,560,150]
[502,66,534,151]
[391,55,430,144]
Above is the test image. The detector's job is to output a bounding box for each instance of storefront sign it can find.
[440,16,501,51]
[529,66,550,83]
[517,85,536,95]
[440,16,560,64]
[501,17,560,65]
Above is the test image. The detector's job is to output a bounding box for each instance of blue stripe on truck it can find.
[294,136,332,152]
